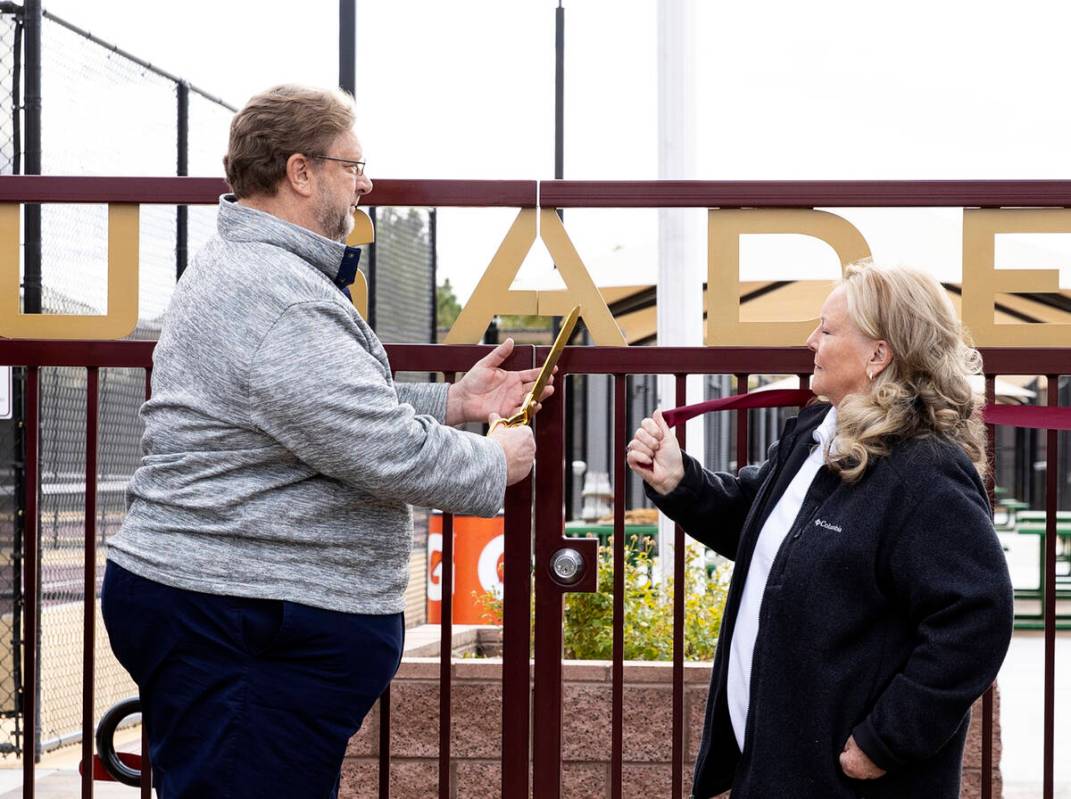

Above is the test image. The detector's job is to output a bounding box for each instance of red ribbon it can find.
[662,389,814,427]
[662,389,1071,431]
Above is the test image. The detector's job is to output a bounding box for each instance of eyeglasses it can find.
[309,154,366,177]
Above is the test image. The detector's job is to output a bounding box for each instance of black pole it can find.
[339,0,356,94]
[554,1,564,183]
[367,207,377,330]
[176,81,189,280]
[553,1,580,518]
[430,209,438,343]
[23,0,41,314]
[21,1,42,760]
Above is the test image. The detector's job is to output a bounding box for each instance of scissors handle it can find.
[486,396,534,436]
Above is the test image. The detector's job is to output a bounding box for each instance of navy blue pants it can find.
[101,562,403,799]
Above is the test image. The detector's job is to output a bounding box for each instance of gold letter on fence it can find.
[0,203,140,340]
[346,209,374,320]
[706,209,871,346]
[444,209,626,345]
[962,209,1071,347]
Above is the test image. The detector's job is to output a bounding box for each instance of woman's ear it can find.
[869,340,892,377]
[285,153,314,198]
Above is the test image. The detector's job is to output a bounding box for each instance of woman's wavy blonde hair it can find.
[826,260,989,483]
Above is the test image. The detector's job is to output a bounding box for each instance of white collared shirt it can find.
[726,406,839,751]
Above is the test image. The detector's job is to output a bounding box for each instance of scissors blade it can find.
[529,304,579,405]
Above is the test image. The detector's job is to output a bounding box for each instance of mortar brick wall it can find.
[341,658,1001,799]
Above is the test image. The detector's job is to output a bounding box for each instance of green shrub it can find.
[475,536,730,662]
[564,537,729,661]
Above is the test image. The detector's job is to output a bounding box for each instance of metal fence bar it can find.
[9,175,1071,209]
[81,366,98,799]
[982,375,996,799]
[610,376,626,799]
[540,179,1071,208]
[532,375,566,799]
[734,373,749,470]
[438,509,453,799]
[437,370,457,799]
[1043,374,1058,799]
[500,470,533,798]
[671,375,687,799]
[0,176,539,207]
[140,369,152,798]
[378,685,390,799]
[22,366,39,798]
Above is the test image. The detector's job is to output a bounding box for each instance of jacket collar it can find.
[216,194,362,292]
[776,401,832,463]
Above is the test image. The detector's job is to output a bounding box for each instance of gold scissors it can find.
[487,305,580,435]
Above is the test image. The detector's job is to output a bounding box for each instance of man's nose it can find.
[356,174,373,196]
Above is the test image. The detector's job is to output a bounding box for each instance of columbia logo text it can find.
[814,518,842,533]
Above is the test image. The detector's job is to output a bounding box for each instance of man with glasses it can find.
[102,84,542,798]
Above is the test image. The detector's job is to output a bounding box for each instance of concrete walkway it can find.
[0,727,141,798]
[999,630,1071,798]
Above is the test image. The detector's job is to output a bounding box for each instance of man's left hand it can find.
[839,735,886,780]
[446,338,556,426]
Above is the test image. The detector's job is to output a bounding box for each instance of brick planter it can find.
[341,657,1001,799]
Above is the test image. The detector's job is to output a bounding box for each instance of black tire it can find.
[95,697,143,787]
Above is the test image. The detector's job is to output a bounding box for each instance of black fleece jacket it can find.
[647,403,1013,799]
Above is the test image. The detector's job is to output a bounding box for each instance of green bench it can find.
[1011,510,1071,629]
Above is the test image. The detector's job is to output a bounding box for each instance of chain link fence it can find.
[367,207,436,625]
[0,9,17,176]
[0,4,26,758]
[0,3,235,757]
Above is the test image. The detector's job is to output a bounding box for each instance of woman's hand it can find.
[839,735,886,780]
[625,410,685,495]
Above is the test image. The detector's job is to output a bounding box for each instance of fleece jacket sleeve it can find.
[395,382,449,422]
[852,465,1014,771]
[248,301,507,517]
[643,441,778,560]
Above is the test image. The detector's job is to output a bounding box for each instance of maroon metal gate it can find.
[1,176,1068,799]
[531,344,1070,799]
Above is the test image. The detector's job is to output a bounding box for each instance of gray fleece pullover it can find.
[107,196,507,614]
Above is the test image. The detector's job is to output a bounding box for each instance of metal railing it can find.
[2,176,1069,798]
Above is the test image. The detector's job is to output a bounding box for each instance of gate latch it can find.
[549,548,585,586]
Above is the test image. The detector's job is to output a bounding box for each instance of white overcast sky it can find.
[39,0,1071,306]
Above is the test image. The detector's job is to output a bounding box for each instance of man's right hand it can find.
[488,413,536,486]
[626,409,685,495]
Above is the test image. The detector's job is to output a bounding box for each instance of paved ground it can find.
[999,631,1071,798]
[0,726,140,797]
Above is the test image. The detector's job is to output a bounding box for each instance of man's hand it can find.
[487,413,536,485]
[625,410,685,495]
[446,338,556,426]
[840,735,886,780]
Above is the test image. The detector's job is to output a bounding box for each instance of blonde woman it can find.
[627,261,1013,799]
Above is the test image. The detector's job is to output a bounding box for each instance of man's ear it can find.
[285,153,315,198]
